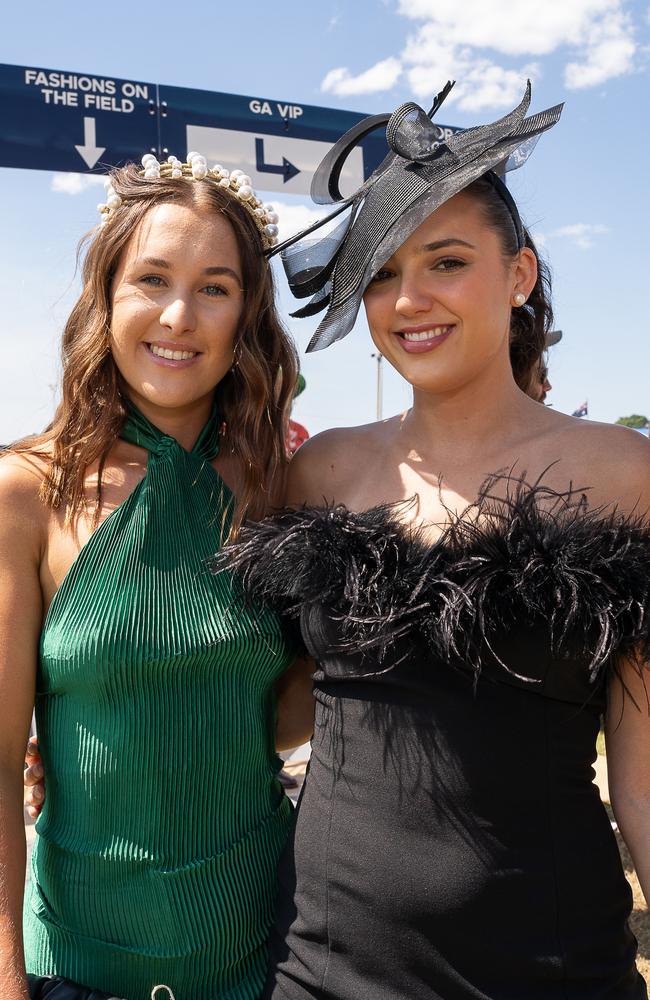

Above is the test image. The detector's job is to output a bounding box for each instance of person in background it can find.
[287,374,310,455]
[526,328,562,402]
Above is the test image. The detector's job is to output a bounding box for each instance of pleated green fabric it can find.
[24,404,295,1000]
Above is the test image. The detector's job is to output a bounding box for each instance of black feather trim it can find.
[212,474,650,686]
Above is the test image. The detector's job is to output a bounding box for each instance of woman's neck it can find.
[126,393,215,452]
[401,365,541,469]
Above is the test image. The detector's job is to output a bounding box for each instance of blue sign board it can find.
[0,62,460,195]
[0,64,157,172]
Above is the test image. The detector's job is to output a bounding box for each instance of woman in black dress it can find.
[222,82,650,999]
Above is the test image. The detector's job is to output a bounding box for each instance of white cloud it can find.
[400,16,539,110]
[319,0,642,112]
[407,56,539,111]
[564,10,636,87]
[51,173,106,195]
[550,222,609,249]
[397,0,625,57]
[321,57,402,96]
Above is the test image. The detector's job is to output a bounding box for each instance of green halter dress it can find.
[23,405,295,1000]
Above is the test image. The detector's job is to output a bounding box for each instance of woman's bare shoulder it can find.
[556,416,649,464]
[285,420,390,507]
[0,448,49,491]
[0,450,50,528]
[550,417,650,514]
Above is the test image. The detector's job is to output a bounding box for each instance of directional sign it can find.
[0,62,461,195]
[185,125,365,198]
[158,82,382,196]
[75,118,105,168]
[255,139,300,183]
[0,63,157,172]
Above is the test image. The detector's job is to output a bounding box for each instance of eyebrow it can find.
[138,257,242,282]
[418,238,476,252]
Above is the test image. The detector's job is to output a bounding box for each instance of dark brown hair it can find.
[11,163,299,537]
[466,176,553,392]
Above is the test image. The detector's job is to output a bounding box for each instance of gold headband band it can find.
[97,152,280,251]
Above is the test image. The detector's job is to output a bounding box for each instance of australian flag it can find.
[572,401,588,418]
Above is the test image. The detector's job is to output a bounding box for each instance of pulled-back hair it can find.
[466,176,553,391]
[12,163,299,537]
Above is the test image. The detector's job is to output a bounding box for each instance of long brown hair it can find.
[11,163,299,537]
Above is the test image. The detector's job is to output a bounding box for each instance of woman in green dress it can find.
[0,155,312,1000]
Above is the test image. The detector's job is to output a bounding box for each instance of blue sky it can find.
[1,0,649,441]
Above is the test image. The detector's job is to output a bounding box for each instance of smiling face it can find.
[109,201,244,424]
[363,190,537,396]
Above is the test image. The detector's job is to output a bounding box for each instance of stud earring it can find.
[513,292,526,307]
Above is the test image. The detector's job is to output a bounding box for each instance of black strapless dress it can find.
[219,481,650,999]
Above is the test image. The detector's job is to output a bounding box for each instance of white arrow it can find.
[74,117,106,169]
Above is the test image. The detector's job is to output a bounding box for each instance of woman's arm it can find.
[270,433,350,754]
[23,738,43,819]
[598,432,650,903]
[0,458,45,999]
[606,658,650,906]
[275,656,315,752]
[272,429,372,752]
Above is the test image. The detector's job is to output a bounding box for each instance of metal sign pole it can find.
[371,353,383,421]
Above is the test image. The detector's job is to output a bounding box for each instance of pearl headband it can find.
[96,152,280,251]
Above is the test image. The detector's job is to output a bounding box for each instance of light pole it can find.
[371,353,383,420]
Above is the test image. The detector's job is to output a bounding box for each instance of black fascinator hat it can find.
[268,81,563,352]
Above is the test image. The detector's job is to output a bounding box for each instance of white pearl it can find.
[264,203,275,213]
[141,153,157,166]
[266,211,279,225]
[106,194,122,210]
[97,203,107,212]
[264,224,279,237]
[192,165,208,179]
[230,169,244,179]
[187,151,200,162]
[218,168,230,179]
[254,207,266,218]
[103,177,114,191]
[219,177,231,187]
[239,175,252,187]
[237,185,253,201]
[171,168,183,178]
[144,167,159,179]
[212,164,224,174]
